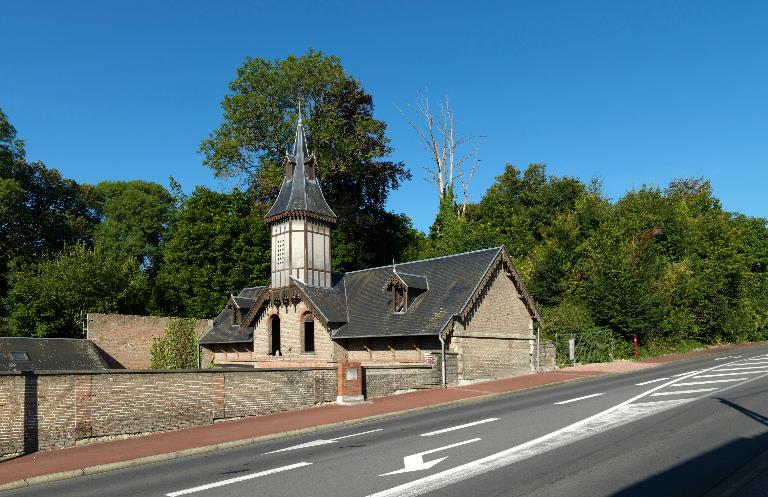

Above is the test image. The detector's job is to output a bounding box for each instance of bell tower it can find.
[264,111,336,288]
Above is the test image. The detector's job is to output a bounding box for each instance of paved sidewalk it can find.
[1,340,765,491]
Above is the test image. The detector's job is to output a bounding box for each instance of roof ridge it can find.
[343,246,503,274]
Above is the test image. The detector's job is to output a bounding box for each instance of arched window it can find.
[303,314,315,353]
[270,315,281,356]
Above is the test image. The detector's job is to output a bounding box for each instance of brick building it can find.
[199,113,544,383]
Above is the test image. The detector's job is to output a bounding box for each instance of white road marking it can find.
[421,418,499,437]
[380,438,481,476]
[714,355,741,361]
[651,388,718,396]
[554,392,605,405]
[166,462,311,496]
[674,378,747,386]
[673,371,702,377]
[366,361,768,497]
[711,366,768,372]
[263,428,383,454]
[635,378,669,386]
[695,372,767,378]
[732,361,768,366]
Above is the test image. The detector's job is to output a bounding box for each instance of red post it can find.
[633,334,638,359]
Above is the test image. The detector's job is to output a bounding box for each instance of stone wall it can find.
[251,302,338,364]
[87,313,212,369]
[450,269,536,380]
[346,336,442,364]
[0,367,336,460]
[362,351,454,397]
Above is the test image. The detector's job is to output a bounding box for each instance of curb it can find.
[0,370,606,493]
[3,341,765,493]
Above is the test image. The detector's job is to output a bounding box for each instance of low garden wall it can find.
[0,367,336,460]
[0,359,445,459]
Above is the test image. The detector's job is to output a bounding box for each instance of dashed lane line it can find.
[636,378,669,386]
[554,393,605,405]
[420,418,499,437]
[166,462,312,496]
[366,358,767,497]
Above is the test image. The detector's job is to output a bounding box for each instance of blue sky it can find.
[2,0,766,231]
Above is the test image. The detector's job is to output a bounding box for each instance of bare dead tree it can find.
[398,95,481,217]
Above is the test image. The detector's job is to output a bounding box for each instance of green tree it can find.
[150,318,198,369]
[200,50,414,271]
[4,245,148,338]
[1,112,98,312]
[156,187,270,318]
[0,108,25,168]
[92,180,175,274]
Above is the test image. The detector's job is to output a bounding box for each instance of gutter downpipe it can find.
[536,320,541,372]
[438,333,446,388]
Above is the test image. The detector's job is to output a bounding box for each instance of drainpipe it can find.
[535,320,541,372]
[438,332,446,388]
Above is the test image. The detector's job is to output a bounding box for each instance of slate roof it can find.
[198,286,264,345]
[330,247,509,338]
[199,308,254,345]
[264,115,336,224]
[0,338,110,371]
[199,246,540,344]
[393,271,429,291]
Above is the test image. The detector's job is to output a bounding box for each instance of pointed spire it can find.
[293,104,308,160]
[264,110,336,224]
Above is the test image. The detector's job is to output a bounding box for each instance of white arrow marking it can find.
[166,462,311,496]
[366,361,768,497]
[421,418,499,437]
[263,428,382,454]
[380,438,480,476]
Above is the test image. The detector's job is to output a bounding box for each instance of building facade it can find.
[200,114,545,383]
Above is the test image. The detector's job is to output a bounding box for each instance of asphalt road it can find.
[5,347,768,497]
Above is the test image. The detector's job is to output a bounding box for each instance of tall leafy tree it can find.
[92,180,175,274]
[4,245,148,338]
[0,110,98,317]
[200,50,414,271]
[156,187,271,318]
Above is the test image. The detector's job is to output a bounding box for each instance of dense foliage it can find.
[200,50,414,271]
[149,318,198,369]
[1,52,766,362]
[418,166,768,361]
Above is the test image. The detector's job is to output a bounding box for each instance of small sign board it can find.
[345,368,358,381]
[568,338,575,363]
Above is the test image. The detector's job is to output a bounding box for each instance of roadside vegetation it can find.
[1,50,766,363]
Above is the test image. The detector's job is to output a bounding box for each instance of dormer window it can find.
[393,285,406,313]
[383,270,428,314]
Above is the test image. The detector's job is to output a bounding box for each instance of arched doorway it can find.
[270,315,281,356]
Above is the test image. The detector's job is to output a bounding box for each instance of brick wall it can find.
[346,336,441,364]
[87,313,212,369]
[0,367,336,460]
[0,375,25,456]
[451,269,536,380]
[251,302,337,364]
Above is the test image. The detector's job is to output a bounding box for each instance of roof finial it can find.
[297,97,303,125]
